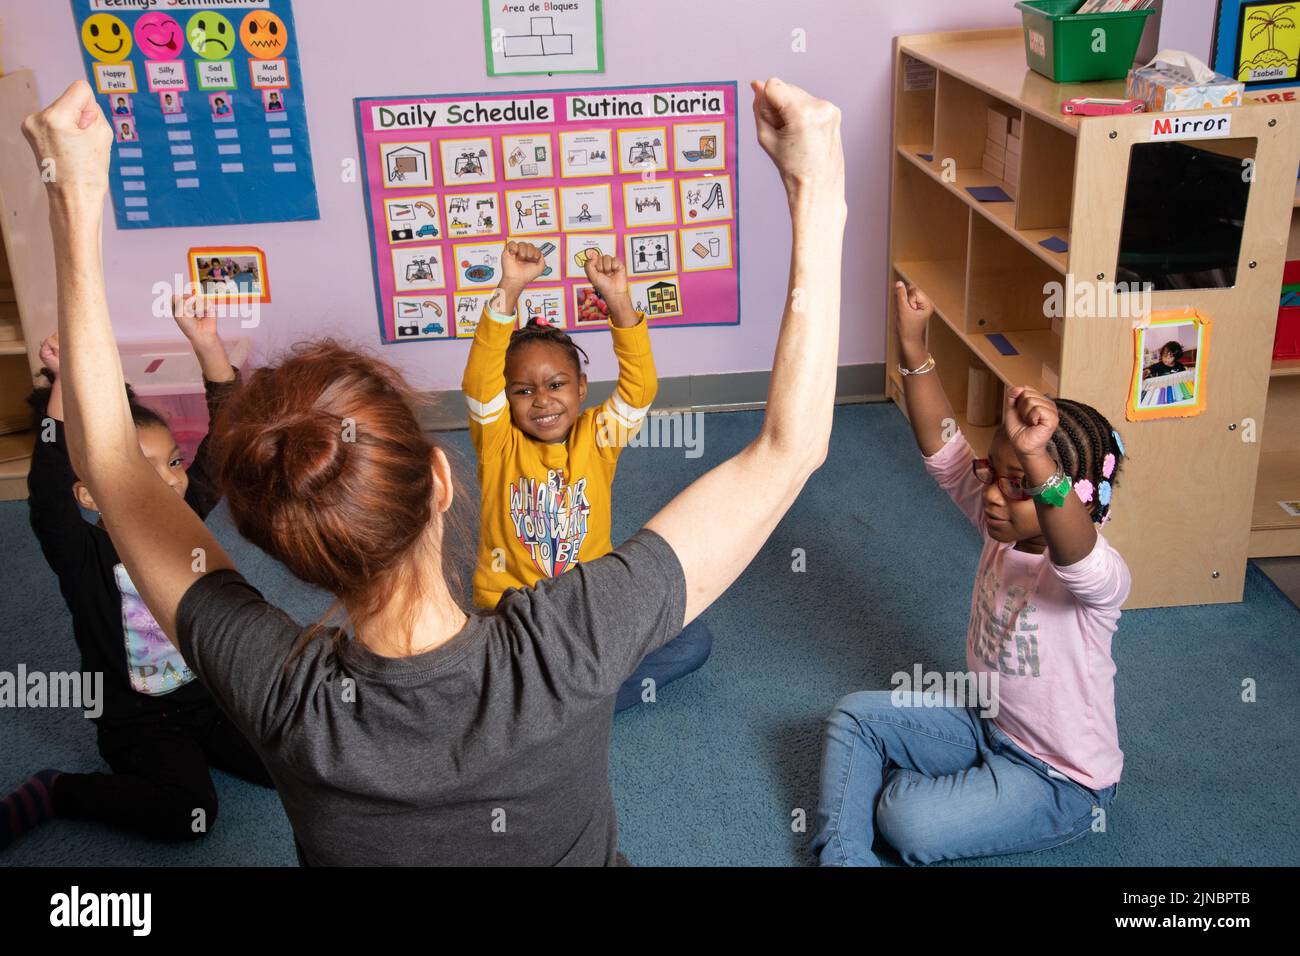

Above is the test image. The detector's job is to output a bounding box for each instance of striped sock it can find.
[0,770,61,849]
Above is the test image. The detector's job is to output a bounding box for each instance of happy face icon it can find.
[240,11,289,59]
[187,11,236,60]
[81,13,132,63]
[134,12,184,60]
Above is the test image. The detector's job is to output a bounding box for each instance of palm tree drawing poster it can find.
[1214,1,1300,87]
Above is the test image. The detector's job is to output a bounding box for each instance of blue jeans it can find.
[812,690,1117,866]
[615,619,713,713]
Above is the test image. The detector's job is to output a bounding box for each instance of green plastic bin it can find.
[1015,0,1155,83]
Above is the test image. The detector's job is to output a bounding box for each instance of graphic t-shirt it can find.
[462,305,658,608]
[923,431,1131,790]
[113,563,197,695]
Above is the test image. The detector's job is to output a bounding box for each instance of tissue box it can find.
[1127,62,1244,112]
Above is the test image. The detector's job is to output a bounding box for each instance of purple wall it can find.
[1155,0,1217,61]
[1,0,1206,390]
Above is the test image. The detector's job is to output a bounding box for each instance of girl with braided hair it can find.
[812,282,1129,867]
[461,240,712,713]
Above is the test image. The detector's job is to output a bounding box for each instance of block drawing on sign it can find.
[502,17,574,57]
[387,146,427,183]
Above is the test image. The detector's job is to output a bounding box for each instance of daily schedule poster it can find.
[354,82,740,344]
[71,0,320,230]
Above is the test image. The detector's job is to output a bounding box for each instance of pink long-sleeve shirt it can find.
[924,431,1129,789]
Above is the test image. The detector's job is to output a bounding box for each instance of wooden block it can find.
[986,108,1010,146]
[1011,116,1022,139]
[1041,362,1060,394]
[981,153,1005,179]
[967,366,1000,426]
[1005,133,1022,157]
[984,137,1007,164]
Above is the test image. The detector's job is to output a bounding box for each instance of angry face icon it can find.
[240,11,289,59]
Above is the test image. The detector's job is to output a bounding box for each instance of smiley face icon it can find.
[186,11,236,60]
[134,12,185,60]
[81,13,133,63]
[240,10,289,59]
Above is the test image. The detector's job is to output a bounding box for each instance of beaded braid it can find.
[506,319,590,377]
[1050,398,1124,524]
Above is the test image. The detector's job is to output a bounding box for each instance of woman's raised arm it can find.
[645,77,846,624]
[24,81,233,645]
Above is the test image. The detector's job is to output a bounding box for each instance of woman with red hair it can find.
[21,76,845,865]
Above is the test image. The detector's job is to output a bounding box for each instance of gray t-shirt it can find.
[177,528,686,866]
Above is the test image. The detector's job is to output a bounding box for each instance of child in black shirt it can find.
[1144,340,1187,379]
[1,298,272,850]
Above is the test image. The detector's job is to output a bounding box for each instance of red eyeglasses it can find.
[971,458,1031,501]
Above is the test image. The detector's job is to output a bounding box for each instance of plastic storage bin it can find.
[1016,0,1155,83]
[1277,261,1300,361]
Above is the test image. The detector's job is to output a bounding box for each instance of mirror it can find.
[1115,137,1257,290]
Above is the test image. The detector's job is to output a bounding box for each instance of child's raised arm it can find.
[170,293,237,518]
[25,334,92,575]
[895,282,957,456]
[644,78,845,625]
[1004,387,1097,567]
[171,292,235,385]
[460,240,546,455]
[583,255,657,455]
[22,81,234,646]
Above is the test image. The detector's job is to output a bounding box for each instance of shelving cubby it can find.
[887,28,1300,608]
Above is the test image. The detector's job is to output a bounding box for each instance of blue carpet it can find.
[2,403,1298,866]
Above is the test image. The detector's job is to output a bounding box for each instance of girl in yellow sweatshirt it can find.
[462,240,712,711]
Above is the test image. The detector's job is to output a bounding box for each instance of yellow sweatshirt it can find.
[462,305,658,608]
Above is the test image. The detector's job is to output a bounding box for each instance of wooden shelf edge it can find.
[898,145,1069,274]
[1249,526,1300,558]
[1271,357,1300,377]
[898,34,1093,138]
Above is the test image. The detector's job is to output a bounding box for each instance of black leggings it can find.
[52,702,273,842]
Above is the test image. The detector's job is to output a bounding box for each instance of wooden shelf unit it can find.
[0,71,54,503]
[887,28,1300,608]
